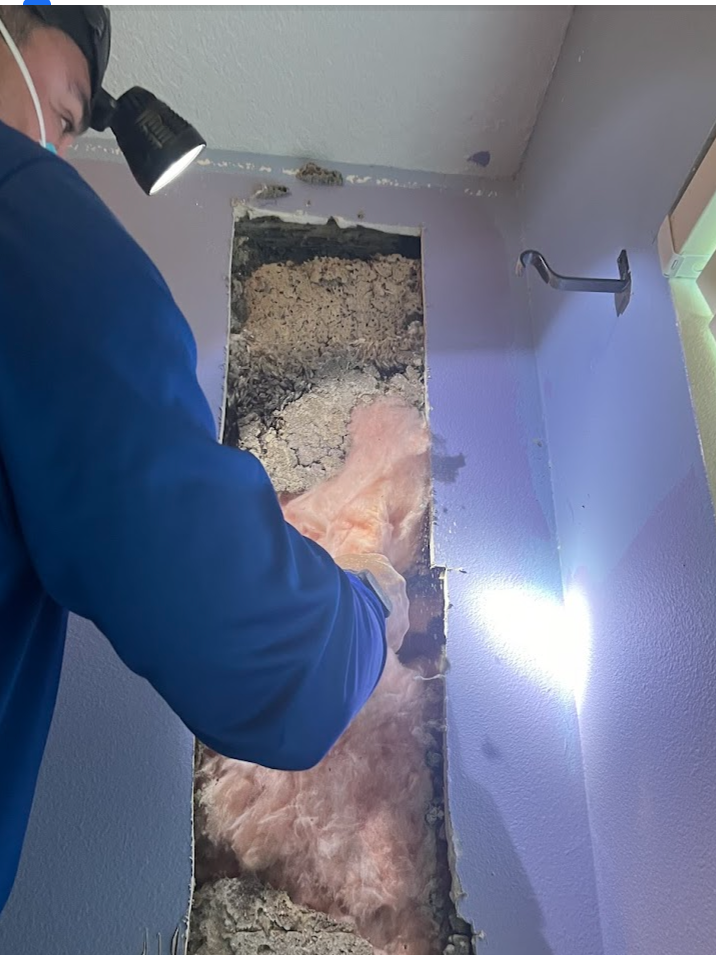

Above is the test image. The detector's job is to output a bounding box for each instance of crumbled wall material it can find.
[188,878,373,955]
[250,184,291,202]
[227,253,423,422]
[228,253,424,493]
[239,366,424,493]
[296,162,344,186]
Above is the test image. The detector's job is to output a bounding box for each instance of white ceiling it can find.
[105,6,572,180]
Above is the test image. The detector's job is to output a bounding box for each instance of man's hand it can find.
[335,554,410,653]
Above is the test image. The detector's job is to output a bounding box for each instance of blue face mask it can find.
[0,14,57,154]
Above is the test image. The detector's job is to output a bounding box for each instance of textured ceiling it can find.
[105,6,572,179]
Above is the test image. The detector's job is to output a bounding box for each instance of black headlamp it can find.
[28,5,206,195]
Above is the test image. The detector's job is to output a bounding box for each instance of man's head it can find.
[0,6,205,195]
[0,6,92,156]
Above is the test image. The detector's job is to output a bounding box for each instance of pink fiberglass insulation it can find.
[281,400,429,574]
[198,399,444,955]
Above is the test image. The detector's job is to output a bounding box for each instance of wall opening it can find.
[190,215,470,955]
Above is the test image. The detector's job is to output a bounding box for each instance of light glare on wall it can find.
[478,584,591,710]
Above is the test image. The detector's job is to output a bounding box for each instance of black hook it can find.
[517,249,631,316]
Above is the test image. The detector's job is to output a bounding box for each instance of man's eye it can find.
[61,117,75,136]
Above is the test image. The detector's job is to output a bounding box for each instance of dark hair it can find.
[0,7,41,47]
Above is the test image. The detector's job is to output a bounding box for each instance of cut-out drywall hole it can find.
[190,215,469,955]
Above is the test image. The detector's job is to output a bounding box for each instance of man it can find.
[0,6,410,914]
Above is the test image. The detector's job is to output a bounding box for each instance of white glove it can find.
[335,553,410,653]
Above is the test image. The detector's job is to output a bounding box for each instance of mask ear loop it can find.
[0,15,48,148]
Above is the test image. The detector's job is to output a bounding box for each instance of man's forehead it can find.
[27,25,91,84]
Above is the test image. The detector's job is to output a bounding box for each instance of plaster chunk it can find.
[189,877,373,955]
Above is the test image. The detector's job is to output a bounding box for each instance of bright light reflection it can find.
[149,144,206,195]
[478,585,592,710]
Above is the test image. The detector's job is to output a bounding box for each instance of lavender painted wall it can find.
[0,150,600,953]
[520,8,716,954]
[422,201,601,954]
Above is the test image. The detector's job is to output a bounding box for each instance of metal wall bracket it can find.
[517,248,632,316]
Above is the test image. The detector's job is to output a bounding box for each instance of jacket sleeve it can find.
[0,155,387,770]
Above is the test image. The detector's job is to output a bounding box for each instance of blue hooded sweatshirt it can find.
[0,121,386,913]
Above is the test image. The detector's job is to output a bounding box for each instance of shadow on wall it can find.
[446,702,554,955]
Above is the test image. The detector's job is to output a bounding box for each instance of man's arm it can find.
[0,154,389,770]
